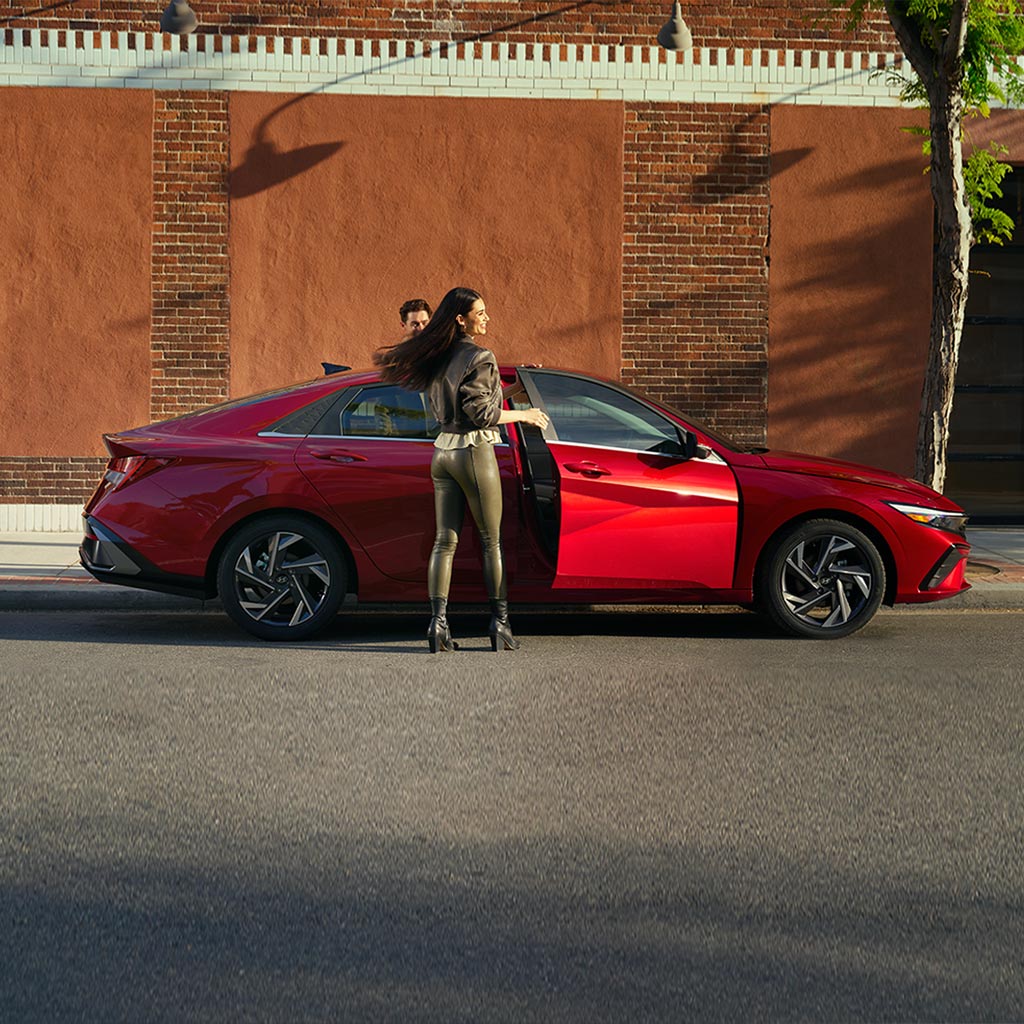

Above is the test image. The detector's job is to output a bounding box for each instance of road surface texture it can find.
[2,608,1022,1022]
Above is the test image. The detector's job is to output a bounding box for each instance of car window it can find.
[266,390,348,436]
[313,384,439,439]
[530,373,681,452]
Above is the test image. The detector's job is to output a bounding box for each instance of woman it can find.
[375,287,549,652]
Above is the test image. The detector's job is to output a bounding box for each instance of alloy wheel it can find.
[758,519,886,639]
[232,530,331,627]
[779,534,873,629]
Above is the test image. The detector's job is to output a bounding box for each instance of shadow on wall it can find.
[769,212,929,475]
[230,98,345,199]
[0,0,76,25]
[687,108,772,205]
[1,828,1019,1022]
[228,0,619,200]
[770,147,814,179]
[769,127,931,477]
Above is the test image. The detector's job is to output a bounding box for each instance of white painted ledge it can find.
[0,30,947,107]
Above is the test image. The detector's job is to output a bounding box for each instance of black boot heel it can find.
[427,598,458,653]
[427,622,457,652]
[488,600,521,652]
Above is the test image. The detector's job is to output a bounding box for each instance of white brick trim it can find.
[0,30,958,106]
[0,504,83,532]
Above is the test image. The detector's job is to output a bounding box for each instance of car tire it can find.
[217,515,347,641]
[757,518,886,639]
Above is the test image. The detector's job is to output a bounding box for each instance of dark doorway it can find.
[946,168,1024,523]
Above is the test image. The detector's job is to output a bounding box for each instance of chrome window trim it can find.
[549,439,726,464]
[307,434,439,442]
[256,430,509,446]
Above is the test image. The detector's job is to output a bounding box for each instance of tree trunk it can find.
[915,75,972,492]
[882,1,972,492]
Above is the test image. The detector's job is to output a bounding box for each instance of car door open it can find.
[517,369,740,591]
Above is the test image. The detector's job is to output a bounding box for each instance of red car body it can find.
[80,366,970,639]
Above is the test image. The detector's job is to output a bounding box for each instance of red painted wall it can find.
[0,88,152,457]
[228,93,624,395]
[768,105,933,476]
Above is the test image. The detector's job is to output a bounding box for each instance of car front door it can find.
[518,370,739,590]
[294,383,518,585]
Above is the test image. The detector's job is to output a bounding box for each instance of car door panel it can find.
[549,441,738,588]
[517,370,740,591]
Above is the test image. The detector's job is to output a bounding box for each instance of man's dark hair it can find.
[378,287,479,390]
[399,298,432,322]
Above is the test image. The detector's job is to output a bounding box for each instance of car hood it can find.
[755,450,959,508]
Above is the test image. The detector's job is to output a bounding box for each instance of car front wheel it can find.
[757,519,886,639]
[217,516,347,641]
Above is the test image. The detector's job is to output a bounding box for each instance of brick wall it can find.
[0,458,107,504]
[0,1,893,50]
[152,93,231,420]
[622,102,769,446]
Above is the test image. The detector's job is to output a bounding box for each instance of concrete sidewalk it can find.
[0,527,1022,612]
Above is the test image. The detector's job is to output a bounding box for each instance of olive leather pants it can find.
[427,443,507,601]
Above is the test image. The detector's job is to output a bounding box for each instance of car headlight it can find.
[885,501,968,537]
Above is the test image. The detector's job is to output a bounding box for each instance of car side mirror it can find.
[651,432,698,460]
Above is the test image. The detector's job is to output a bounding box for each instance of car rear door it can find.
[294,383,519,584]
[518,370,739,590]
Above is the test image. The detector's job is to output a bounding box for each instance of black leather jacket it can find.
[427,337,503,434]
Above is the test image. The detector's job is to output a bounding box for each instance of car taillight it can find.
[103,456,172,491]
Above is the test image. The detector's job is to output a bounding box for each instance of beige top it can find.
[433,428,501,450]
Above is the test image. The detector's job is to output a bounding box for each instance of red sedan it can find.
[80,366,970,640]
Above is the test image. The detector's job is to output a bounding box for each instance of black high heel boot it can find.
[427,597,457,653]
[488,599,521,652]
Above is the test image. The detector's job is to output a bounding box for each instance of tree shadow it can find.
[768,209,931,475]
[1,830,1020,1021]
[766,111,933,476]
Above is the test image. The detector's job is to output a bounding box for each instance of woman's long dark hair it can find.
[375,286,481,390]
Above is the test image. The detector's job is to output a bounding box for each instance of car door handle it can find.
[308,447,368,463]
[563,461,611,477]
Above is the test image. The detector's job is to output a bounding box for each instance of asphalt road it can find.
[1,608,1022,1022]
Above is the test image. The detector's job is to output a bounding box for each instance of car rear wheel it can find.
[757,519,885,639]
[217,516,347,641]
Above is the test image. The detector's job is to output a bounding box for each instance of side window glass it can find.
[531,373,680,453]
[267,390,346,436]
[315,385,439,439]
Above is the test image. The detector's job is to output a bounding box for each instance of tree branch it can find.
[883,0,938,90]
[943,0,971,77]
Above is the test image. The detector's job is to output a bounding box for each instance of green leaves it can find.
[836,1,1024,106]
[834,0,1024,245]
[964,142,1015,243]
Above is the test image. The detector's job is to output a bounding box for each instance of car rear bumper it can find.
[80,516,211,599]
